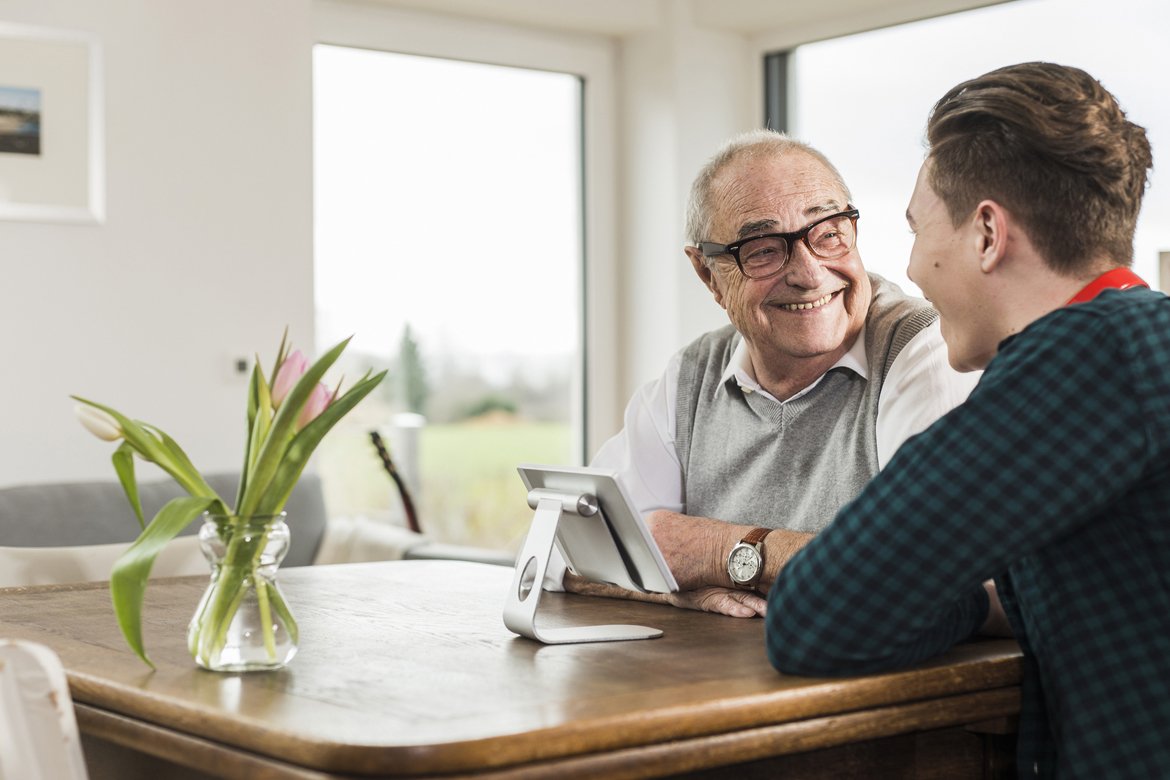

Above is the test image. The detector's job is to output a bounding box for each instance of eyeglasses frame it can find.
[697,207,861,280]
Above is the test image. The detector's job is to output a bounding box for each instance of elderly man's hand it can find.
[564,574,766,618]
[665,586,767,618]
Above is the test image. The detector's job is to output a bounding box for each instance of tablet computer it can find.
[516,463,678,594]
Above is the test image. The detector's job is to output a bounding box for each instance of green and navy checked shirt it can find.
[767,288,1170,779]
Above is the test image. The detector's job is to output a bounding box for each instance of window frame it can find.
[763,50,789,133]
[312,0,619,461]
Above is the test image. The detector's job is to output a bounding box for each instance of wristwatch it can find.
[727,527,773,589]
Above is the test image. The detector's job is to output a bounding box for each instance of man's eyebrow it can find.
[736,219,778,240]
[905,209,917,229]
[806,200,846,217]
[735,201,848,240]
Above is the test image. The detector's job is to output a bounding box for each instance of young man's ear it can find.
[686,246,725,306]
[972,200,1009,274]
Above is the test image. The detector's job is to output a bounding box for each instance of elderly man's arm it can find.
[564,511,813,617]
[645,510,813,592]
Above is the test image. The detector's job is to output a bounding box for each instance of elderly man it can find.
[767,62,1170,778]
[557,130,977,616]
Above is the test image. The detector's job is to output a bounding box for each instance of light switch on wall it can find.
[221,355,252,384]
[1160,251,1170,294]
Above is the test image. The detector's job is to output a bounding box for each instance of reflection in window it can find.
[313,45,583,551]
[790,0,1169,294]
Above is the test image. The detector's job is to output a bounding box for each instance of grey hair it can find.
[684,129,852,247]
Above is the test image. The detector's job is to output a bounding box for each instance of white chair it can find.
[0,640,89,779]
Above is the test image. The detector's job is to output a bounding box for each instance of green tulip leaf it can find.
[110,495,218,667]
[269,327,290,387]
[141,423,222,504]
[111,442,143,530]
[242,364,274,497]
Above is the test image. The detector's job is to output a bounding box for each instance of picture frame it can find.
[0,22,103,224]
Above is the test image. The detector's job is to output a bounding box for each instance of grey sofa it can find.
[0,472,513,588]
[0,472,328,567]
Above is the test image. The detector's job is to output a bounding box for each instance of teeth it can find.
[781,292,834,311]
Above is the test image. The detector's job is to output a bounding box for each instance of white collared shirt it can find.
[592,320,979,517]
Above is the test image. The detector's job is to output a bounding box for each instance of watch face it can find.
[728,545,761,584]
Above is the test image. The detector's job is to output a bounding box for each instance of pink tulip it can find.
[297,383,331,430]
[271,350,308,408]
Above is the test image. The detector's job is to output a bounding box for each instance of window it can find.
[785,0,1170,295]
[313,45,584,551]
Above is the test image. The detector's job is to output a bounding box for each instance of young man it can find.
[766,62,1168,778]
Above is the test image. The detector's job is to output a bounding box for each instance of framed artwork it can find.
[0,22,103,223]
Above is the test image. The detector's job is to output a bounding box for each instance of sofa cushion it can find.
[0,472,327,568]
[0,537,207,588]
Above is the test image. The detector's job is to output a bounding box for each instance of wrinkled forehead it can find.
[710,151,850,240]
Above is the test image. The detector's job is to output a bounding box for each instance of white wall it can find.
[0,0,314,485]
[616,6,755,397]
[0,0,1005,486]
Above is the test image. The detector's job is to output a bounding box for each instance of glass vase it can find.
[187,513,299,672]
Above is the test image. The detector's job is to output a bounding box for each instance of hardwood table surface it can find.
[0,560,1023,778]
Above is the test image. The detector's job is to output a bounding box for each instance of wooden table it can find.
[0,560,1023,779]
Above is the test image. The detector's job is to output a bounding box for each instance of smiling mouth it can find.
[778,288,845,312]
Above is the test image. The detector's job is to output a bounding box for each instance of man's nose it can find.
[781,241,827,288]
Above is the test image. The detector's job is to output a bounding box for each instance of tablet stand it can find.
[503,488,664,644]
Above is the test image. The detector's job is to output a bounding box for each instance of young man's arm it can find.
[767,310,1145,675]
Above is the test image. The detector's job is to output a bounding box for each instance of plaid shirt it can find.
[767,288,1170,779]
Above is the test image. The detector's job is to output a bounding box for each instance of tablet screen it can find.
[517,464,678,594]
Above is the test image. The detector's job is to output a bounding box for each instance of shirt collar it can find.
[719,324,869,404]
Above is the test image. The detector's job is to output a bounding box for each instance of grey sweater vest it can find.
[674,275,936,532]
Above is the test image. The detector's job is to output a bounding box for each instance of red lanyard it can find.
[1065,267,1149,306]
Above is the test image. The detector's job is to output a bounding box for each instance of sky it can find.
[312,46,581,367]
[0,86,41,112]
[792,0,1170,296]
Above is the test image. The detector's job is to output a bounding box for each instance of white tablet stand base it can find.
[503,489,664,644]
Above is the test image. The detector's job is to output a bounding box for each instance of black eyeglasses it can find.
[697,208,860,280]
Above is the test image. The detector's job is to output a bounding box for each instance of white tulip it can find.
[75,404,124,441]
